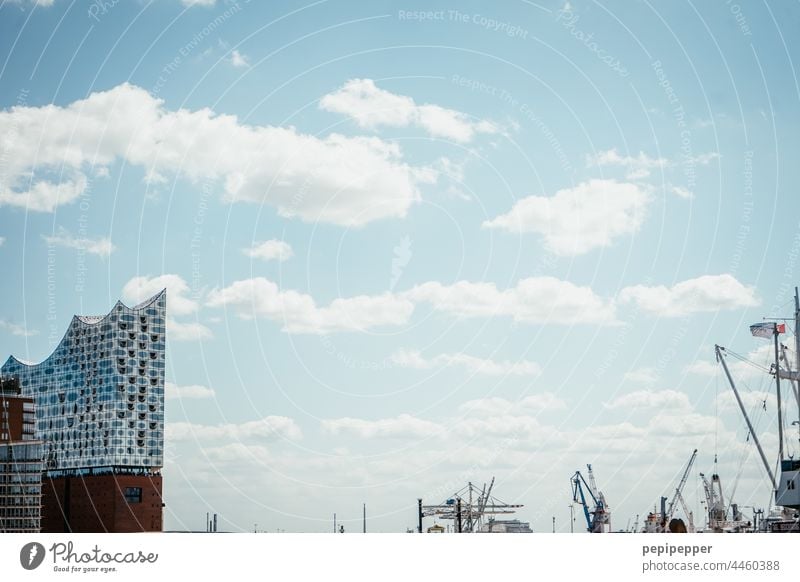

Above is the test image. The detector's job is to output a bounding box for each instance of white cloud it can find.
[165,381,215,399]
[243,240,293,262]
[716,389,776,413]
[390,348,541,377]
[623,367,658,384]
[482,179,651,256]
[0,320,37,337]
[206,277,414,334]
[688,152,720,165]
[320,78,498,143]
[586,149,668,179]
[0,237,5,246]
[123,274,198,316]
[321,413,443,439]
[0,175,87,213]
[230,49,249,68]
[167,416,302,442]
[618,274,759,317]
[42,227,114,257]
[0,83,432,226]
[604,389,691,410]
[686,343,775,381]
[167,318,213,341]
[122,275,211,341]
[671,185,693,200]
[405,276,618,325]
[182,274,757,339]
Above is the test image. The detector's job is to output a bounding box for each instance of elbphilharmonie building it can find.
[0,290,166,532]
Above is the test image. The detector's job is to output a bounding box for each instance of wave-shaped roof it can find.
[2,289,166,369]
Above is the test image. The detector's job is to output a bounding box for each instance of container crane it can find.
[571,464,610,533]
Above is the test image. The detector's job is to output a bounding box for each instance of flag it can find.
[750,322,785,338]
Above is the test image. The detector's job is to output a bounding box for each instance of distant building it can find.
[1,291,166,532]
[0,377,43,533]
[477,518,533,533]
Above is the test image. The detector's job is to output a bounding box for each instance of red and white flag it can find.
[750,322,785,338]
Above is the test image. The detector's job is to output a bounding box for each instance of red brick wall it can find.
[0,396,32,442]
[42,473,163,533]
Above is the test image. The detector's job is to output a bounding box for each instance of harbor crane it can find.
[419,477,523,533]
[662,449,698,531]
[571,464,611,533]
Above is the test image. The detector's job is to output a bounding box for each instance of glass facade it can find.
[0,441,43,532]
[1,291,166,475]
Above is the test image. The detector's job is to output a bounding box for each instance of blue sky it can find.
[1,0,799,532]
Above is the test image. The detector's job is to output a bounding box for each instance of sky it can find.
[1,0,799,533]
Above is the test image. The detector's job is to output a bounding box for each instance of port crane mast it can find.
[571,464,610,533]
[420,477,523,533]
[662,449,697,531]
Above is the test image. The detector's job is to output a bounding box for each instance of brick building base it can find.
[42,473,163,533]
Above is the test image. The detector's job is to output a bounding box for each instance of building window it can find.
[124,487,142,504]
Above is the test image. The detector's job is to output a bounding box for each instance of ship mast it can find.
[774,320,785,461]
[795,286,800,447]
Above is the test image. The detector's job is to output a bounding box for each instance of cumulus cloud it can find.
[165,381,215,399]
[686,343,775,381]
[586,149,668,179]
[166,318,213,342]
[122,275,212,341]
[206,273,754,335]
[405,276,618,325]
[243,240,293,262]
[230,49,249,68]
[167,415,302,442]
[390,348,541,377]
[320,78,498,143]
[716,389,776,413]
[1,175,87,213]
[0,83,433,226]
[604,389,691,411]
[206,277,414,334]
[0,320,37,337]
[618,274,759,317]
[123,274,198,316]
[482,179,651,256]
[321,413,443,439]
[207,275,620,333]
[42,227,114,257]
[671,185,693,200]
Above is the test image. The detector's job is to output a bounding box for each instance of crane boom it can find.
[571,465,610,533]
[676,491,695,533]
[666,449,698,522]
